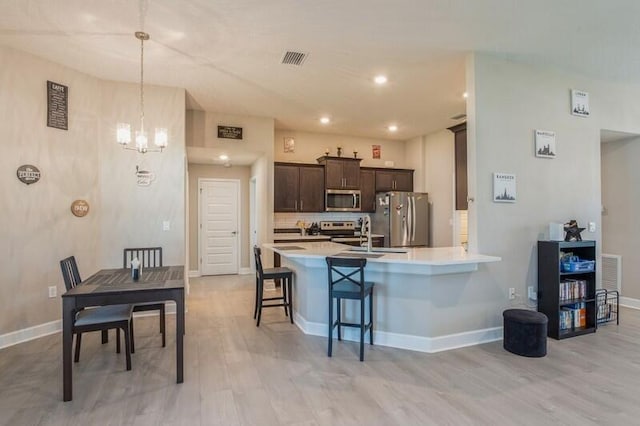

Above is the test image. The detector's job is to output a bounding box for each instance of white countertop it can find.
[264,241,501,267]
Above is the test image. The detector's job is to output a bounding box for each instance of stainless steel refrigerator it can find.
[372,192,429,247]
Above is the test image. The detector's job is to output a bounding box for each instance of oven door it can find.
[326,189,361,212]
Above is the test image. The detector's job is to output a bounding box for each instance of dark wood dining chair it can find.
[123,247,166,348]
[253,246,294,327]
[59,256,134,370]
[326,256,375,361]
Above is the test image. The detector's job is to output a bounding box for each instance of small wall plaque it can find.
[493,172,516,203]
[70,200,90,217]
[17,165,41,185]
[47,80,68,130]
[217,125,243,140]
[571,89,589,117]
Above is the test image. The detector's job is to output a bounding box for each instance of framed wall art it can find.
[535,130,556,158]
[493,173,516,203]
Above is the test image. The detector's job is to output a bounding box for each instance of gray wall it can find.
[601,138,640,299]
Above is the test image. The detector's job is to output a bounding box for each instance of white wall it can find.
[0,46,102,334]
[99,82,186,268]
[601,138,640,299]
[274,129,406,168]
[458,52,640,336]
[0,45,186,337]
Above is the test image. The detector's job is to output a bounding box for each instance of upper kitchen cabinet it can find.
[274,163,325,212]
[360,168,376,213]
[448,122,467,210]
[375,169,414,192]
[317,156,361,189]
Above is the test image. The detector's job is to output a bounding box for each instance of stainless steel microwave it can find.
[326,189,361,211]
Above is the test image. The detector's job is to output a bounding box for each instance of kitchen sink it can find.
[346,247,408,254]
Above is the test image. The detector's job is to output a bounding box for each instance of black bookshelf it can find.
[537,240,597,339]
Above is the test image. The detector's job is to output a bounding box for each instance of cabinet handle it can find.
[300,200,304,211]
[295,200,298,210]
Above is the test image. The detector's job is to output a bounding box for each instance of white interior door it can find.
[200,179,240,275]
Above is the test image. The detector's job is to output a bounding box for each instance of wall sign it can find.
[217,125,243,140]
[47,80,68,130]
[534,130,556,158]
[16,164,41,185]
[571,89,589,117]
[70,200,90,217]
[493,173,516,203]
[136,166,155,186]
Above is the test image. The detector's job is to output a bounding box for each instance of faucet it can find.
[361,215,372,252]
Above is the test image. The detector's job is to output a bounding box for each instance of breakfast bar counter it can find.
[263,242,501,353]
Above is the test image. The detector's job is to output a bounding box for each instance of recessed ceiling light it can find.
[219,154,229,161]
[374,75,388,85]
[320,116,330,124]
[388,125,398,132]
[462,92,468,99]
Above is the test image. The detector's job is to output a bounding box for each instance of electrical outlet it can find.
[588,222,596,232]
[508,288,516,300]
[48,286,57,298]
[528,286,537,301]
[163,220,171,231]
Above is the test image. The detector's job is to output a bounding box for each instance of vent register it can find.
[281,51,308,66]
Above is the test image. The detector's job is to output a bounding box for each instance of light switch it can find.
[163,221,171,231]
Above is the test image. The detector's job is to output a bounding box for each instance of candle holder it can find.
[324,148,330,156]
[353,151,358,159]
[337,147,342,157]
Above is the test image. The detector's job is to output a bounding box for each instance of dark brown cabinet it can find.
[317,157,361,189]
[274,163,325,212]
[448,122,467,210]
[375,169,413,192]
[360,168,376,212]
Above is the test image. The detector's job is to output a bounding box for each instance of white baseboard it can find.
[188,270,201,278]
[0,304,182,350]
[620,297,640,310]
[239,267,253,275]
[292,312,503,354]
[0,320,61,350]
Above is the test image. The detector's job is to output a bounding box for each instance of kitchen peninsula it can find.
[263,241,501,353]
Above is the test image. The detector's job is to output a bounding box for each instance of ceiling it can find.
[3,0,640,143]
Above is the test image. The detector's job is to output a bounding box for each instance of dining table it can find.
[61,265,185,402]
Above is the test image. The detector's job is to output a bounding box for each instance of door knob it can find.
[231,231,237,235]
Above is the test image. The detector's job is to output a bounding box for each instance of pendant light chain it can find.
[140,34,145,133]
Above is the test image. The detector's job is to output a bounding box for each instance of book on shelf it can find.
[559,302,586,330]
[559,279,587,301]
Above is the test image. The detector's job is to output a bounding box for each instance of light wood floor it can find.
[1,274,639,425]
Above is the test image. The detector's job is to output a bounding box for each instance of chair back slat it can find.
[123,247,163,268]
[326,257,367,294]
[60,256,82,291]
[253,246,264,278]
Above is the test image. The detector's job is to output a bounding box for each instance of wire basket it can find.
[596,289,619,326]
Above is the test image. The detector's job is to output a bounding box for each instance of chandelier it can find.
[117,31,168,153]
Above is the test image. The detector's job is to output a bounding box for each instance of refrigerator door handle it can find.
[406,196,412,244]
[411,196,416,241]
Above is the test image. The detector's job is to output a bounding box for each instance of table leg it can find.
[62,298,75,401]
[175,289,185,383]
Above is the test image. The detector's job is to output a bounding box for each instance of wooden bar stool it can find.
[254,246,294,327]
[326,256,375,361]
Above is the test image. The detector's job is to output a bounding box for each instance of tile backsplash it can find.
[274,212,368,228]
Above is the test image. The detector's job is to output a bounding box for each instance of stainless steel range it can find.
[319,221,363,245]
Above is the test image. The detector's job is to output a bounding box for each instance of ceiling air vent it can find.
[450,113,467,120]
[281,51,308,66]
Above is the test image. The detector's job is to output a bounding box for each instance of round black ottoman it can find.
[503,309,548,357]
